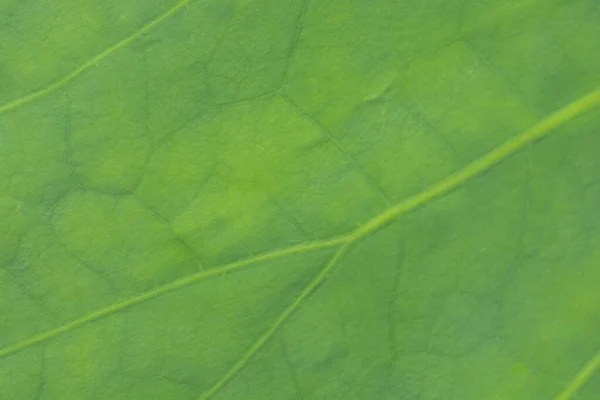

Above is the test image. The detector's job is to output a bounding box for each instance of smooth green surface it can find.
[1,0,600,399]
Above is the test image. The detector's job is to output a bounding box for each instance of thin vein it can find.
[0,0,193,116]
[197,242,352,400]
[278,0,310,91]
[555,349,600,400]
[197,87,600,399]
[282,94,393,205]
[0,235,346,360]
[0,87,598,366]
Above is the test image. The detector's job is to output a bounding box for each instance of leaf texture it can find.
[1,0,600,399]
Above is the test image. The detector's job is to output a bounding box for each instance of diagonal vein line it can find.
[0,88,598,366]
[282,95,394,206]
[197,87,600,399]
[0,0,193,116]
[555,349,600,400]
[0,235,346,360]
[349,88,600,241]
[198,242,353,400]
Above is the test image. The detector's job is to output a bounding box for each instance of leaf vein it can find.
[555,349,600,400]
[1,88,597,373]
[198,242,353,400]
[198,87,600,398]
[0,235,346,359]
[0,0,193,116]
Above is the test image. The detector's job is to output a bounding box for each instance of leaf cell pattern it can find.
[1,0,600,399]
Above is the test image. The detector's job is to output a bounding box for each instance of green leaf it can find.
[1,0,599,399]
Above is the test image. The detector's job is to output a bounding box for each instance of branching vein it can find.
[1,88,598,399]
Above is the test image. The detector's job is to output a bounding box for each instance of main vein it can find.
[1,89,598,398]
[555,349,600,400]
[196,88,599,398]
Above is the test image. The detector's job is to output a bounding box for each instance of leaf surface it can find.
[1,0,600,399]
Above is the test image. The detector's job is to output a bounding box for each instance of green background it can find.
[1,0,599,399]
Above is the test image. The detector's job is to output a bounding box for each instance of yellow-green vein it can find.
[0,235,346,359]
[0,88,598,383]
[197,87,600,399]
[350,88,600,241]
[198,242,353,400]
[0,0,193,116]
[555,349,600,400]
